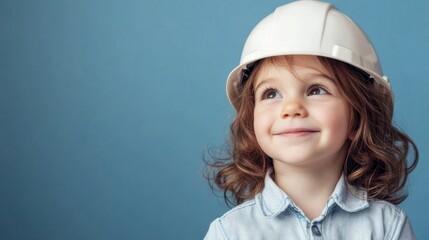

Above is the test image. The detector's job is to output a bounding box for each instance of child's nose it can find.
[280,98,308,118]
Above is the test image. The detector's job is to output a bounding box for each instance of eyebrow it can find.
[253,78,274,94]
[303,72,336,83]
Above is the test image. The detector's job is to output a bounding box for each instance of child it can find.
[204,1,418,239]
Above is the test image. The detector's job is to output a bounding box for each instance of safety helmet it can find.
[226,0,390,110]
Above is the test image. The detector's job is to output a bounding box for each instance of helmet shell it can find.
[227,0,390,109]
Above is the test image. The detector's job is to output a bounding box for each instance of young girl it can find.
[204,1,418,239]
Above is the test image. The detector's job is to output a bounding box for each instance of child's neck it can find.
[273,163,343,221]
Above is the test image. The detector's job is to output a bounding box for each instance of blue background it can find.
[0,0,427,239]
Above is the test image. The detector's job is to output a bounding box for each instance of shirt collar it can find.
[257,170,369,218]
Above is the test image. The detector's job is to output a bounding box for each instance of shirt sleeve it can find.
[204,218,227,240]
[389,210,416,240]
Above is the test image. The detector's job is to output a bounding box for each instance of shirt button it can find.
[311,225,321,236]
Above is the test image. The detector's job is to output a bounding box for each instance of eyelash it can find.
[308,84,330,96]
[258,87,279,100]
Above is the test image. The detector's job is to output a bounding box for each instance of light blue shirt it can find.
[204,172,415,239]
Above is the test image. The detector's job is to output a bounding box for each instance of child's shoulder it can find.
[366,199,406,218]
[366,200,408,225]
[218,198,257,221]
[356,199,414,239]
[353,198,410,232]
[205,198,264,240]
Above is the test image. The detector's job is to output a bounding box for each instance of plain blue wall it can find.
[0,0,427,239]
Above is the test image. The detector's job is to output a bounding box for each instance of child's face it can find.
[252,55,352,171]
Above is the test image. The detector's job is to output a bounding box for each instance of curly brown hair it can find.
[205,56,418,206]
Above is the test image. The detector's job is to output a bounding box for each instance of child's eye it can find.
[262,88,281,100]
[308,86,329,96]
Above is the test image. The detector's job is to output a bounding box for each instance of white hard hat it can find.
[226,0,390,109]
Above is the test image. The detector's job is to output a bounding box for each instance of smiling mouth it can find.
[274,128,320,136]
